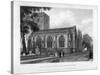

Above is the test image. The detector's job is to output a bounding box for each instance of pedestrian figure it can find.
[63,51,64,57]
[58,51,61,58]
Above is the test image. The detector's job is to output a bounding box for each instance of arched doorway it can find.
[47,36,53,48]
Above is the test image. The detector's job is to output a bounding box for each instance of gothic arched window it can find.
[47,36,53,48]
[36,36,42,48]
[59,35,65,47]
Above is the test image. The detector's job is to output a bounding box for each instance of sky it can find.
[44,7,93,37]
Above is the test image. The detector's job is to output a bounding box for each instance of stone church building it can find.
[27,12,77,55]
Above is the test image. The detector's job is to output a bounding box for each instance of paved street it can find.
[21,51,91,64]
[41,52,90,63]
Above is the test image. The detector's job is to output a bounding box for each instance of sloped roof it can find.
[32,26,76,34]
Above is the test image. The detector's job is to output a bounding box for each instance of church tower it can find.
[33,12,50,30]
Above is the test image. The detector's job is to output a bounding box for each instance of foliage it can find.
[76,29,93,53]
[82,34,93,50]
[20,6,51,55]
[82,34,93,59]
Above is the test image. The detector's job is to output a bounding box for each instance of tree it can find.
[82,34,93,50]
[21,21,39,55]
[82,34,93,59]
[21,23,29,54]
[20,6,51,55]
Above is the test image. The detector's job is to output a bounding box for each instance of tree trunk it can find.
[22,33,27,54]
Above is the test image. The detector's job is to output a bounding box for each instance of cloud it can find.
[45,8,93,37]
[79,18,93,37]
[81,18,92,25]
[45,8,77,28]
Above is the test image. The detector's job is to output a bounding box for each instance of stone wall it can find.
[28,26,77,54]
